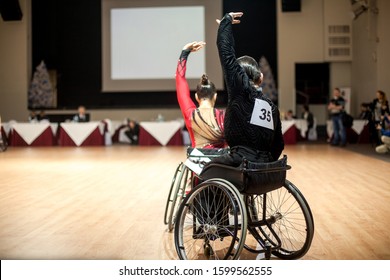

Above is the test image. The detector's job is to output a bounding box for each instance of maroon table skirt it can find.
[138,127,183,146]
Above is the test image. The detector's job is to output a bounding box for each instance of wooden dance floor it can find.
[0,144,389,260]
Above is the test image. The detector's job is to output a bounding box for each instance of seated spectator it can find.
[37,110,49,122]
[358,103,372,120]
[285,109,296,120]
[375,114,390,154]
[359,102,376,145]
[370,90,389,145]
[29,111,38,123]
[124,118,140,145]
[73,106,89,122]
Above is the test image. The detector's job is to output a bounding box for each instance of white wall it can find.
[325,0,352,116]
[277,0,354,124]
[277,0,325,120]
[278,0,390,123]
[0,0,30,122]
[376,0,390,93]
[351,0,378,110]
[351,0,390,108]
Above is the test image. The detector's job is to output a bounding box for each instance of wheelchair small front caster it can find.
[265,241,272,260]
[204,243,214,259]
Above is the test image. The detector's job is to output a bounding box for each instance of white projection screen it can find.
[102,0,223,92]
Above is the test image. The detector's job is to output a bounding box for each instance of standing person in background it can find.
[370,90,389,145]
[302,105,314,139]
[328,87,346,147]
[73,106,89,123]
[205,12,284,167]
[176,41,226,149]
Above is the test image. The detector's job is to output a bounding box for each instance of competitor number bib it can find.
[250,99,274,130]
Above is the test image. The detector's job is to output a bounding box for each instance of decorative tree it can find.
[259,56,278,102]
[28,61,54,108]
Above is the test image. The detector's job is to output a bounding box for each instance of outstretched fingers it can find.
[216,12,243,25]
[192,41,206,52]
[183,41,206,52]
[229,12,243,24]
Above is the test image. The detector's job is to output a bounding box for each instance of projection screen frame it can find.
[102,0,223,92]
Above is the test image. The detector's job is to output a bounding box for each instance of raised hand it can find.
[216,12,243,25]
[183,41,206,52]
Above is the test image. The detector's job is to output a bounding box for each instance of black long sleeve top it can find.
[217,13,284,161]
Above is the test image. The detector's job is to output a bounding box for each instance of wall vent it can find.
[325,24,352,61]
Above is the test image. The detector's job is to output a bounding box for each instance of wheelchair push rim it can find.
[174,179,247,260]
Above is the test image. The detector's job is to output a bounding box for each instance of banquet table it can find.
[327,119,369,144]
[58,122,105,146]
[281,119,308,144]
[107,120,126,144]
[139,121,183,146]
[9,122,58,146]
[1,122,12,138]
[1,122,12,143]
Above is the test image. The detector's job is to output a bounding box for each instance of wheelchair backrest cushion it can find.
[200,163,245,190]
[200,155,288,195]
[243,155,287,194]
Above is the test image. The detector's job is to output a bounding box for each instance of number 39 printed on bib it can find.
[250,99,274,130]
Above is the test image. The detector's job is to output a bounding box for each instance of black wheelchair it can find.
[171,151,314,260]
[164,148,227,232]
[164,161,191,231]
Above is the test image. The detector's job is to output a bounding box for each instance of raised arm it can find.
[216,12,246,95]
[175,42,206,120]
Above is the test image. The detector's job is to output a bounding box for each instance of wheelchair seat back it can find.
[200,163,244,189]
[200,155,290,195]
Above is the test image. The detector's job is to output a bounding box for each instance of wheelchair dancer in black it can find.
[202,12,284,170]
[195,10,285,242]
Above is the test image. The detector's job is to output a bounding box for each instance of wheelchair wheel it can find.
[174,179,247,260]
[164,163,190,231]
[246,179,314,260]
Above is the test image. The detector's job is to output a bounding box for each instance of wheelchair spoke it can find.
[174,180,247,260]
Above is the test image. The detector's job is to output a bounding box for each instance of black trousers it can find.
[205,145,272,168]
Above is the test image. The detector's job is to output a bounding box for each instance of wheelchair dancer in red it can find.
[165,42,226,231]
[176,41,226,149]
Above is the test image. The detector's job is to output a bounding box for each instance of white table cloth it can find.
[327,120,368,137]
[281,120,295,135]
[351,120,368,134]
[293,119,309,138]
[281,119,308,138]
[11,122,58,145]
[139,121,182,146]
[1,122,13,137]
[60,122,105,146]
